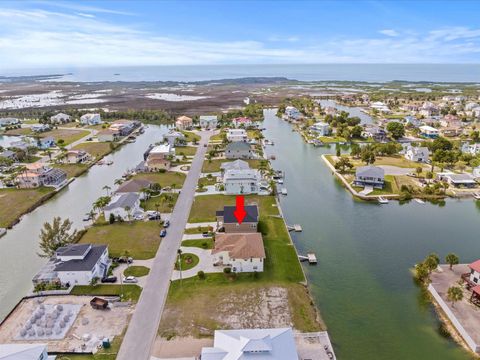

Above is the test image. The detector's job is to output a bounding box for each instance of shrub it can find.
[109,213,115,224]
[198,271,206,279]
[223,267,231,274]
[202,242,208,249]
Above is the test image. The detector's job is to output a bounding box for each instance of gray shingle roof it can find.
[104,192,140,210]
[55,245,107,272]
[356,165,384,178]
[226,142,251,152]
[56,244,91,257]
[218,205,258,223]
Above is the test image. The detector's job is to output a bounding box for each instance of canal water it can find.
[263,109,478,360]
[318,100,373,125]
[0,125,168,321]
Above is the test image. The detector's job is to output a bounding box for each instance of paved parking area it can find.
[171,246,223,280]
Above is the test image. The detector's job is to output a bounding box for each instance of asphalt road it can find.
[117,131,212,360]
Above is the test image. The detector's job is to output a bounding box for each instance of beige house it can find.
[146,155,171,171]
[216,204,258,233]
[66,150,90,164]
[175,115,193,130]
[98,129,120,142]
[213,232,265,273]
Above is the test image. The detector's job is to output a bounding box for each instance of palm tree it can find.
[114,178,123,186]
[445,253,459,270]
[447,285,463,308]
[125,206,132,223]
[103,185,111,196]
[177,249,183,284]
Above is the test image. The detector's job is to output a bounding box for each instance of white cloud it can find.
[0,6,479,70]
[379,29,399,37]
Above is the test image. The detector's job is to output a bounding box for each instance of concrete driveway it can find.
[111,259,153,288]
[171,246,224,280]
[117,130,212,360]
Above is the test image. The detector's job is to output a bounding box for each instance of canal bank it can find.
[0,125,169,322]
[262,109,478,360]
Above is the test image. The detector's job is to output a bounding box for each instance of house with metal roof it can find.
[223,169,261,195]
[103,192,142,221]
[220,159,251,172]
[437,172,478,188]
[201,327,298,360]
[354,166,385,189]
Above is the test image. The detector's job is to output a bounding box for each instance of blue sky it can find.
[0,0,479,69]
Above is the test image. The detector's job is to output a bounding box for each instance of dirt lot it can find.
[0,295,133,353]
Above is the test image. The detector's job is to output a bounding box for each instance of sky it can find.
[0,0,480,70]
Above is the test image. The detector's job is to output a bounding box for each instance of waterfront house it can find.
[50,112,71,124]
[0,150,17,162]
[145,154,171,171]
[33,243,110,286]
[227,129,248,142]
[0,117,20,127]
[31,124,50,133]
[66,150,90,164]
[80,113,102,125]
[220,159,250,172]
[354,165,385,189]
[115,178,153,199]
[201,328,298,360]
[38,136,56,149]
[284,106,302,120]
[216,204,259,233]
[419,125,439,138]
[440,126,463,138]
[97,129,120,142]
[467,260,480,286]
[199,115,218,129]
[232,116,253,128]
[163,130,185,146]
[370,101,391,114]
[212,232,265,273]
[361,125,387,142]
[9,140,29,151]
[436,172,477,188]
[0,343,52,360]
[16,163,67,188]
[225,142,254,159]
[148,143,175,158]
[324,106,337,116]
[462,143,480,155]
[405,146,430,163]
[109,119,140,136]
[175,115,193,130]
[310,121,331,136]
[103,192,142,221]
[473,166,480,179]
[223,169,261,195]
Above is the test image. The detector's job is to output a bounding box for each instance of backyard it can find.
[55,163,89,178]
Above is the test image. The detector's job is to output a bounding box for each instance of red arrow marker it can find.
[233,195,247,224]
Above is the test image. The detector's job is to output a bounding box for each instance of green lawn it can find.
[350,155,427,169]
[181,131,200,142]
[181,238,214,249]
[79,221,161,259]
[124,265,150,277]
[73,142,113,159]
[175,253,199,271]
[319,136,347,143]
[46,128,90,145]
[202,159,263,173]
[176,146,197,156]
[0,187,54,228]
[133,171,186,188]
[70,284,142,302]
[184,226,214,234]
[198,175,218,187]
[352,175,399,195]
[55,163,89,178]
[141,193,179,213]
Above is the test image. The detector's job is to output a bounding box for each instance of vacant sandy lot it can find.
[0,295,133,353]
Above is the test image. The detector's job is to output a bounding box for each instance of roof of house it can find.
[54,244,107,272]
[176,115,192,122]
[224,169,260,181]
[226,142,251,152]
[213,233,265,259]
[56,243,91,257]
[407,146,429,156]
[116,178,152,193]
[216,204,258,223]
[233,117,252,123]
[98,129,120,135]
[221,160,250,171]
[0,343,48,360]
[443,173,477,183]
[201,328,297,360]
[0,150,15,158]
[150,144,172,154]
[469,259,480,273]
[200,115,218,121]
[356,165,385,178]
[164,131,185,139]
[104,192,140,210]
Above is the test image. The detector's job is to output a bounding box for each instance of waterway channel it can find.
[263,109,479,360]
[0,125,168,321]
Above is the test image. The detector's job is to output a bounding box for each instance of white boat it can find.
[414,198,426,204]
[473,193,480,200]
[106,160,113,165]
[277,179,284,184]
[378,197,389,204]
[281,188,288,195]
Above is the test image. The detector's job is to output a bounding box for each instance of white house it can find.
[224,169,261,195]
[284,106,302,120]
[80,113,102,125]
[0,343,54,360]
[0,117,20,127]
[310,121,331,136]
[50,113,70,124]
[405,146,430,163]
[66,150,90,164]
[232,117,253,128]
[31,124,50,133]
[462,142,480,155]
[103,192,142,221]
[419,125,439,138]
[370,101,391,113]
[32,244,110,286]
[437,172,478,188]
[201,328,298,360]
[148,143,175,158]
[227,129,248,142]
[199,115,218,129]
[212,232,265,273]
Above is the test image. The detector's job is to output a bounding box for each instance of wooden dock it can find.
[287,224,302,232]
[298,252,317,264]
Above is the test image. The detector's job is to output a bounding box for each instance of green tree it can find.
[334,157,354,173]
[361,149,376,165]
[424,253,440,272]
[38,217,78,258]
[447,285,463,308]
[350,143,361,158]
[414,263,430,283]
[445,253,459,270]
[386,122,405,139]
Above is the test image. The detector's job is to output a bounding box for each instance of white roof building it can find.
[0,343,54,360]
[201,328,298,360]
[149,143,175,157]
[223,168,261,195]
[50,113,70,123]
[227,129,248,142]
[80,113,102,125]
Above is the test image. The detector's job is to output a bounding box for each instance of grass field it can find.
[71,284,142,302]
[133,171,186,188]
[175,253,199,271]
[73,142,112,159]
[184,226,214,234]
[141,193,179,213]
[181,131,200,142]
[79,221,161,259]
[0,187,54,228]
[124,265,150,277]
[181,238,214,249]
[6,128,90,145]
[175,146,197,156]
[350,155,427,169]
[55,163,89,178]
[202,159,263,173]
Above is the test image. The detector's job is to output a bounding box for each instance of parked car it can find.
[163,220,170,228]
[160,229,167,237]
[133,213,145,221]
[202,232,211,238]
[123,276,138,283]
[101,276,117,283]
[115,256,133,264]
[148,214,161,220]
